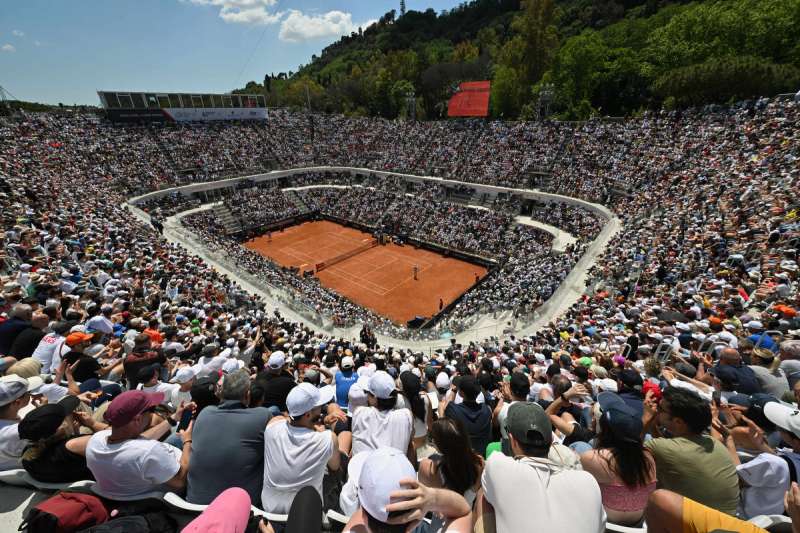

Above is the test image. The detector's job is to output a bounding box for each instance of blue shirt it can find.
[335,370,357,408]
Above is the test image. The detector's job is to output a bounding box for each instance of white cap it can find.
[286,382,332,418]
[746,320,764,330]
[765,402,800,439]
[435,372,450,389]
[341,356,354,369]
[358,447,417,522]
[268,351,286,369]
[367,371,396,400]
[169,366,198,384]
[595,378,618,393]
[222,359,244,373]
[0,375,43,406]
[357,364,375,378]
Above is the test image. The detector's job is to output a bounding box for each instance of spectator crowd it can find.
[0,94,797,532]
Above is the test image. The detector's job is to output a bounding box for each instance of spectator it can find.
[442,376,492,456]
[256,351,295,414]
[343,447,472,533]
[0,375,42,470]
[261,382,340,514]
[480,402,606,532]
[18,395,100,482]
[643,386,739,515]
[85,390,193,499]
[580,392,657,525]
[749,347,790,399]
[188,369,272,506]
[8,312,48,360]
[335,355,357,409]
[418,417,484,507]
[351,371,413,457]
[0,304,32,355]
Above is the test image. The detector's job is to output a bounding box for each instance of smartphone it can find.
[177,409,193,432]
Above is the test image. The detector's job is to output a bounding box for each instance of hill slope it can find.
[235,0,800,119]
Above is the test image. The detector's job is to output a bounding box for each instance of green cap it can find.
[505,402,552,447]
[579,356,593,368]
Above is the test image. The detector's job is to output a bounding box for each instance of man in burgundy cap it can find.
[84,390,193,500]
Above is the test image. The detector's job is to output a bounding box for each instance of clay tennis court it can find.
[244,220,488,323]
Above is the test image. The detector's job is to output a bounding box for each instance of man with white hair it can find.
[188,369,272,506]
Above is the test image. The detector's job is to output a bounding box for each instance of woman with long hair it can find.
[418,417,484,508]
[580,392,657,526]
[399,371,433,452]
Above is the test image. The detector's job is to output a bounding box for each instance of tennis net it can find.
[315,239,378,272]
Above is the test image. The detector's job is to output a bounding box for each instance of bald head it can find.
[719,348,741,365]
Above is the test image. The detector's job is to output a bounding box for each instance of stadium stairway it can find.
[149,128,179,172]
[213,204,242,235]
[285,189,313,215]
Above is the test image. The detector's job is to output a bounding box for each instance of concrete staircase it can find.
[213,204,242,235]
[285,190,313,215]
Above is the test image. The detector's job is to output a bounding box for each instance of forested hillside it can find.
[235,0,800,119]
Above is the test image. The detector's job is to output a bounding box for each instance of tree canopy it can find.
[234,0,800,119]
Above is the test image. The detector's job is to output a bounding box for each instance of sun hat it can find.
[0,375,43,406]
[267,351,286,369]
[104,390,165,428]
[765,402,800,439]
[170,366,199,384]
[366,371,396,400]
[286,382,333,418]
[358,447,416,522]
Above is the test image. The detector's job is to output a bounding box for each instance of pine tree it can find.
[400,0,406,16]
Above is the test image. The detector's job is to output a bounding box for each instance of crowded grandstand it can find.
[0,88,798,533]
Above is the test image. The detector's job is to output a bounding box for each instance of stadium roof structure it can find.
[447,81,491,118]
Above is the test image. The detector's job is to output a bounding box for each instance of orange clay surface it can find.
[244,220,487,323]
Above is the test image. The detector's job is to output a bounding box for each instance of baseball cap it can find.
[104,390,165,428]
[358,447,417,522]
[170,366,198,384]
[597,392,643,443]
[505,402,552,447]
[618,369,643,391]
[18,396,80,441]
[341,356,354,369]
[286,382,333,418]
[267,351,286,369]
[366,371,396,400]
[765,402,800,439]
[435,372,450,389]
[0,375,43,407]
[65,332,93,347]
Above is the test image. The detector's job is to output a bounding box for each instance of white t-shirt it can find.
[85,430,182,500]
[261,420,334,513]
[138,382,180,404]
[32,333,69,374]
[0,420,26,470]
[351,406,413,456]
[482,453,605,533]
[86,315,114,335]
[170,388,193,409]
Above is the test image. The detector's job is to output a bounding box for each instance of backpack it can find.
[20,492,109,533]
[78,512,177,533]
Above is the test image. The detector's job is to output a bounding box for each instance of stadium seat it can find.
[0,469,94,492]
[164,491,289,523]
[326,509,350,525]
[748,514,793,533]
[605,522,646,533]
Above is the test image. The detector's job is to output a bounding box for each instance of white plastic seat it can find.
[748,514,792,533]
[0,469,94,492]
[326,509,350,525]
[164,491,289,523]
[605,522,647,533]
